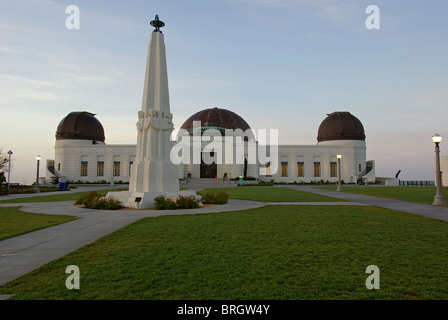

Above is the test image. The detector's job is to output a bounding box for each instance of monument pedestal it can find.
[128,160,179,193]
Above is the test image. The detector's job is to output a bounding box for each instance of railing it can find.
[399,180,435,187]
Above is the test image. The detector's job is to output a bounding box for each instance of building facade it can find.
[47,108,375,185]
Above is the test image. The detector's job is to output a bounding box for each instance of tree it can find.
[0,149,10,195]
[0,149,9,173]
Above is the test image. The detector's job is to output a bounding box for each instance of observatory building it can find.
[47,108,375,185]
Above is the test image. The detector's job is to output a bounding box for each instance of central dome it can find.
[179,107,253,140]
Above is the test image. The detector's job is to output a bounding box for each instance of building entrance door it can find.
[200,152,217,178]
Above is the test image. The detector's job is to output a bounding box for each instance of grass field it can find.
[0,189,127,204]
[2,205,448,300]
[314,186,448,205]
[199,187,345,202]
[0,207,77,241]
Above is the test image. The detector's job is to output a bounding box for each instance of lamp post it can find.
[7,150,13,191]
[432,134,446,206]
[337,154,343,192]
[35,155,41,193]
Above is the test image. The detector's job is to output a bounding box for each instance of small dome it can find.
[56,111,105,142]
[180,107,254,140]
[317,111,365,143]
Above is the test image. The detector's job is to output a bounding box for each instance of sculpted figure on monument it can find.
[145,108,161,160]
[161,112,174,160]
[137,110,145,130]
[162,112,174,130]
[136,111,146,160]
[146,109,159,129]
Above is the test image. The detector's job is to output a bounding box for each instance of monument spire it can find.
[141,15,170,115]
[107,16,199,209]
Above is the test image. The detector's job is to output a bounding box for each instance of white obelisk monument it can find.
[108,15,198,209]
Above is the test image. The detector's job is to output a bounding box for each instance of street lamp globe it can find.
[432,133,442,144]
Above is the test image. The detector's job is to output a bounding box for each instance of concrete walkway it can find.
[1,184,448,294]
[276,185,448,222]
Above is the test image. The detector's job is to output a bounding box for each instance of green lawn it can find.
[2,205,448,300]
[200,186,345,202]
[314,186,448,205]
[0,207,77,241]
[0,189,127,204]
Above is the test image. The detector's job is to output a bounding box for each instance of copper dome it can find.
[180,107,254,140]
[56,111,105,142]
[317,111,365,143]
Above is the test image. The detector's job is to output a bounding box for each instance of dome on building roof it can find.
[317,111,365,143]
[179,107,254,140]
[56,111,105,142]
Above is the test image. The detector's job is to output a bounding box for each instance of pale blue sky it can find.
[1,0,447,183]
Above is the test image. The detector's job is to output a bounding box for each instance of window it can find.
[129,161,133,176]
[330,162,338,177]
[80,161,88,177]
[97,161,104,177]
[359,164,362,172]
[113,161,121,177]
[57,163,61,171]
[281,162,288,177]
[297,162,304,177]
[314,162,321,177]
[265,162,272,177]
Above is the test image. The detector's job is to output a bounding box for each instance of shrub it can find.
[215,191,229,204]
[96,196,122,210]
[154,195,177,210]
[75,191,102,207]
[75,191,122,210]
[175,195,201,209]
[199,191,229,204]
[198,192,215,204]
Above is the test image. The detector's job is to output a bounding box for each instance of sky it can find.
[1,0,447,184]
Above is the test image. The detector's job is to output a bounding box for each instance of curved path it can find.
[1,185,447,293]
[275,185,448,222]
